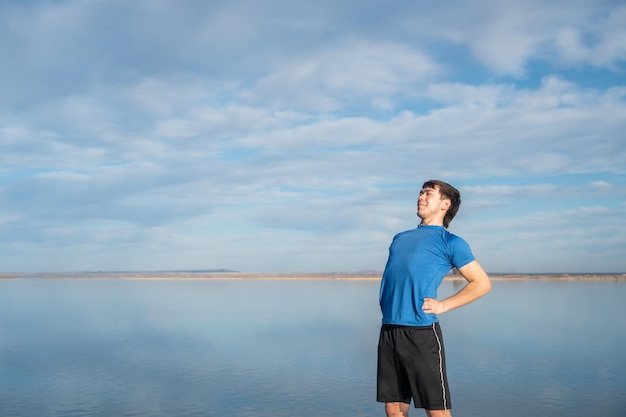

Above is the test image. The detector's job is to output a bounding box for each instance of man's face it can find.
[417,186,449,220]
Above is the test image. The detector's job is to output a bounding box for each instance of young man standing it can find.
[377,180,491,417]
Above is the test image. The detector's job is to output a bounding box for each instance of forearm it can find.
[440,278,491,313]
[422,261,491,315]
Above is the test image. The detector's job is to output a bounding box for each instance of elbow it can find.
[471,273,491,298]
[481,277,492,296]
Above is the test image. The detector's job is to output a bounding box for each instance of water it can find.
[0,278,624,417]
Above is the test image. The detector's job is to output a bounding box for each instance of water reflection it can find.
[0,279,624,417]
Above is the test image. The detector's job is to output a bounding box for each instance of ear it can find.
[441,199,451,211]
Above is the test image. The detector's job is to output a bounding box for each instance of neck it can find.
[419,219,444,227]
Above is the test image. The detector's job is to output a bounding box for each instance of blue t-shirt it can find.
[379,225,475,326]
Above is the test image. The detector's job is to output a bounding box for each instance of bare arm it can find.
[422,260,491,315]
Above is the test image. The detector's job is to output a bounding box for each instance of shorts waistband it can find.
[381,322,439,331]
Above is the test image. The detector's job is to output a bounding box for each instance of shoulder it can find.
[441,229,475,266]
[441,229,471,251]
[392,228,417,240]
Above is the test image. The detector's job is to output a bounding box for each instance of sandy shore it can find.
[0,272,625,281]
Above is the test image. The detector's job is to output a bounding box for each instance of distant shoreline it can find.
[0,272,625,281]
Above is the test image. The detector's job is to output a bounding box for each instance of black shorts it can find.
[376,322,451,410]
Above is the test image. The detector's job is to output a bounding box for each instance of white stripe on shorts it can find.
[432,323,448,410]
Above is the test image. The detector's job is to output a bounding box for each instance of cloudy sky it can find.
[1,0,625,274]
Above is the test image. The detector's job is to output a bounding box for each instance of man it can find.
[377,180,491,417]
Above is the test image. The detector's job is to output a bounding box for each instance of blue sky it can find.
[1,0,625,273]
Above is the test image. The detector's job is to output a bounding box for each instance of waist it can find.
[381,322,440,331]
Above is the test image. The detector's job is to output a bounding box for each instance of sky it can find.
[1,0,625,274]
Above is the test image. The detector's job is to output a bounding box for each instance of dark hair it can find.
[422,180,461,228]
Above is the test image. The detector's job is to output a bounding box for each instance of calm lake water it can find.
[1,278,624,417]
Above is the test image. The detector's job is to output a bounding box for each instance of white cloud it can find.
[156,119,198,139]
[0,0,625,272]
[555,5,626,68]
[591,180,611,188]
[395,0,626,75]
[241,41,441,111]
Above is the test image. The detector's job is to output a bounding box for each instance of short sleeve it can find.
[447,234,475,269]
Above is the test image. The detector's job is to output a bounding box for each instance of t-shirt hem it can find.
[381,318,439,327]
